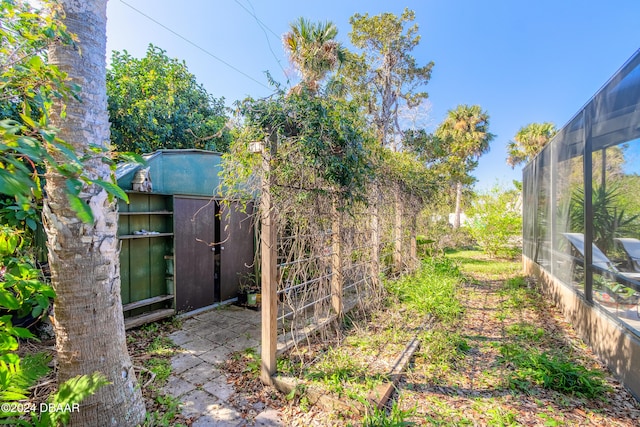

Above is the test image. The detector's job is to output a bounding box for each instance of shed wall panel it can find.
[174,197,216,312]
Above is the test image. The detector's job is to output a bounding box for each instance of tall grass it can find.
[386,257,464,323]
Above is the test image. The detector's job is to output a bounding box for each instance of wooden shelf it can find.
[119,232,173,240]
[123,294,174,312]
[125,308,175,330]
[120,211,173,216]
[125,190,172,196]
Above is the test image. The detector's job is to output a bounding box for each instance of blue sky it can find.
[106,0,640,190]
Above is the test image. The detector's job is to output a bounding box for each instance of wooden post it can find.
[261,134,277,385]
[393,188,403,273]
[331,198,343,317]
[410,205,417,270]
[370,190,380,287]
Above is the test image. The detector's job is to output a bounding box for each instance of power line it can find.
[234,0,279,39]
[233,0,289,80]
[118,0,271,90]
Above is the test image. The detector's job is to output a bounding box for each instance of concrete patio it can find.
[163,305,283,426]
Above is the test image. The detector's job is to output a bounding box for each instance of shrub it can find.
[467,184,522,258]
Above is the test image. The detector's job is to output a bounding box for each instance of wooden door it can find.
[174,197,216,312]
[219,202,255,301]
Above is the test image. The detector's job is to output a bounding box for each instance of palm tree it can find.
[283,17,346,94]
[507,122,557,167]
[436,104,494,229]
[44,0,146,424]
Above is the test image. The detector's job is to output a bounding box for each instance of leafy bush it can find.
[467,184,522,258]
[0,224,108,425]
[0,224,54,422]
[107,44,231,154]
[227,89,374,205]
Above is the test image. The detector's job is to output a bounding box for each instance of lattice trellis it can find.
[259,172,420,382]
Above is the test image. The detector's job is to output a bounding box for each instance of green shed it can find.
[116,149,255,328]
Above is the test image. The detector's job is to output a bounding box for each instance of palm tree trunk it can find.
[453,181,463,229]
[44,1,146,425]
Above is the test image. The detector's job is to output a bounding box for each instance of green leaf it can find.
[0,353,20,365]
[27,55,43,71]
[11,327,35,339]
[0,335,18,352]
[31,305,43,319]
[0,169,34,199]
[91,178,128,202]
[65,178,82,195]
[25,218,37,231]
[38,286,56,299]
[0,390,29,402]
[0,292,21,310]
[0,232,20,256]
[67,193,94,223]
[18,113,36,129]
[47,373,109,426]
[117,151,146,165]
[0,419,33,426]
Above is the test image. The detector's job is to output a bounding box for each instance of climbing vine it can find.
[227,89,374,206]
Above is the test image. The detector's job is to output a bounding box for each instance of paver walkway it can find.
[164,305,283,426]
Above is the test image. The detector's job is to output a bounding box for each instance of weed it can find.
[359,401,416,427]
[145,358,172,384]
[283,382,313,412]
[456,337,471,353]
[141,321,159,335]
[144,393,186,427]
[420,329,470,368]
[307,365,359,395]
[504,275,527,290]
[506,322,545,342]
[342,312,356,331]
[486,407,518,426]
[387,257,464,323]
[148,336,178,355]
[170,316,183,329]
[423,395,473,425]
[304,346,385,399]
[285,382,307,400]
[139,334,180,386]
[277,356,299,376]
[241,348,261,377]
[498,344,610,398]
[538,412,565,426]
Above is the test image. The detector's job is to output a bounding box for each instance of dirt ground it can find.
[224,254,640,426]
[392,275,640,426]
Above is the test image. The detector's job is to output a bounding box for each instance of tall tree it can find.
[107,44,230,153]
[44,1,146,425]
[283,17,346,94]
[436,104,494,229]
[506,122,556,167]
[343,8,434,147]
